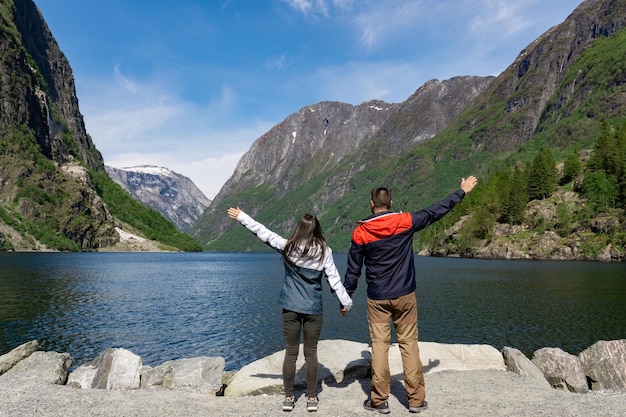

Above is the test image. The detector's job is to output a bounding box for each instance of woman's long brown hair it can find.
[283,213,326,264]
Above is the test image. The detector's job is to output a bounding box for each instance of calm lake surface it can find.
[1,252,625,371]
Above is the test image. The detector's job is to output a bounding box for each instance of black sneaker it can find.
[409,400,428,413]
[363,399,390,414]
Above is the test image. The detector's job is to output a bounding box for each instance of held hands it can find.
[460,176,478,194]
[227,207,242,219]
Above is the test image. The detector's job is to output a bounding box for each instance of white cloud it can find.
[469,1,532,37]
[113,65,140,94]
[176,153,244,200]
[78,67,273,198]
[303,60,427,104]
[282,0,363,17]
[282,0,330,16]
[266,54,289,71]
[97,117,270,198]
[352,1,426,50]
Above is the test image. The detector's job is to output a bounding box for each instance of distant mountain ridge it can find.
[191,0,626,258]
[106,165,211,232]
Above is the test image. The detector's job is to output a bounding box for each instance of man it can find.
[344,176,478,414]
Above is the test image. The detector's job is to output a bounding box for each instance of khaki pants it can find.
[367,292,425,407]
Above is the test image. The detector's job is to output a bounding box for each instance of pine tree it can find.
[583,120,626,209]
[615,122,626,207]
[587,120,614,172]
[501,167,528,224]
[562,153,582,184]
[527,148,557,200]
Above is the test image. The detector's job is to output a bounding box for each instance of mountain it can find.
[191,77,494,249]
[106,165,211,232]
[191,0,626,257]
[0,0,200,252]
[443,0,626,154]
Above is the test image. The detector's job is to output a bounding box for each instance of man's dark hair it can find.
[371,187,391,209]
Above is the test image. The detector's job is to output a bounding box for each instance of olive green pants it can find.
[367,292,426,408]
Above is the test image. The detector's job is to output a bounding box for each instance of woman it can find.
[227,207,353,413]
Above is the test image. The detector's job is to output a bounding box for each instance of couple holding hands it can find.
[227,176,478,414]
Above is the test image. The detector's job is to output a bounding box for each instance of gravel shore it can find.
[1,369,625,417]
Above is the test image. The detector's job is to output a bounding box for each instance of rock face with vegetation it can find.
[106,165,211,233]
[192,0,626,260]
[419,122,626,261]
[0,0,200,251]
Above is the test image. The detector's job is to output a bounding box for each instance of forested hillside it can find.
[419,121,626,260]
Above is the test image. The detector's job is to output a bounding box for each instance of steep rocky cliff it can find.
[0,0,116,250]
[106,165,211,232]
[457,0,626,153]
[4,0,103,169]
[0,0,199,251]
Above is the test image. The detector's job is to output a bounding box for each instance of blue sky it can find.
[35,0,582,199]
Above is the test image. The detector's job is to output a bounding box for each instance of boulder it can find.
[225,340,505,397]
[501,346,550,387]
[67,359,98,389]
[140,356,224,393]
[532,347,588,393]
[140,364,167,388]
[0,340,39,375]
[67,348,141,390]
[579,339,626,391]
[225,339,371,397]
[0,351,73,385]
[401,342,506,375]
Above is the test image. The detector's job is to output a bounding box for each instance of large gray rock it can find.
[140,356,224,392]
[502,347,550,388]
[141,364,167,388]
[397,342,506,375]
[0,351,73,385]
[532,347,588,393]
[225,340,505,397]
[67,348,142,390]
[579,339,626,391]
[225,339,371,397]
[0,340,39,375]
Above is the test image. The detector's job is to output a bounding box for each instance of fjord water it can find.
[1,252,624,371]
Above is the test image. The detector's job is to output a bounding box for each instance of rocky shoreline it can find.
[1,339,625,416]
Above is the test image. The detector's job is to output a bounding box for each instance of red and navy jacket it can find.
[344,189,466,300]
